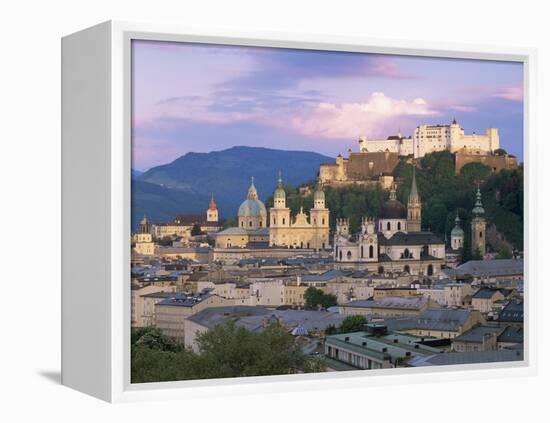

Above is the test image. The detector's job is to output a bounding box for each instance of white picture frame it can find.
[61,20,538,403]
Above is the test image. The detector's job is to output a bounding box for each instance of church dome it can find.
[451,226,464,237]
[380,186,406,219]
[238,198,267,217]
[380,199,407,219]
[238,177,267,218]
[451,213,464,237]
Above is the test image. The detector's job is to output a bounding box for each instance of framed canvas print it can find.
[62,21,537,402]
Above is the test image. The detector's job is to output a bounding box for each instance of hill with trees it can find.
[265,151,523,255]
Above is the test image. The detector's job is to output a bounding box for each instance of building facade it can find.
[333,169,446,275]
[269,174,330,250]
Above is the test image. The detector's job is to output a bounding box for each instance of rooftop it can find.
[385,308,473,333]
[453,259,524,277]
[407,349,523,367]
[342,296,429,311]
[186,305,345,334]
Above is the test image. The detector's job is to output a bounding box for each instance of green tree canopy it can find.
[304,287,337,309]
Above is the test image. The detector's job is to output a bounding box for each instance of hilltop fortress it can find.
[319,119,517,187]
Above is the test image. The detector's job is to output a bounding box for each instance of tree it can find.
[304,287,337,309]
[131,322,324,383]
[496,245,513,259]
[336,315,368,333]
[191,223,203,236]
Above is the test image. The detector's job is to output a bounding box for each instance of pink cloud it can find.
[283,92,438,139]
[492,86,523,102]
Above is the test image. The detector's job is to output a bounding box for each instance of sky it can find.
[132,40,524,171]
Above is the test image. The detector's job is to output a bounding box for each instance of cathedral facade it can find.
[215,175,330,251]
[269,174,330,250]
[333,166,446,276]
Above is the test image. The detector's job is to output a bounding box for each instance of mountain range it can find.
[132,146,332,229]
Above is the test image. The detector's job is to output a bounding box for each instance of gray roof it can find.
[216,227,269,236]
[157,291,213,307]
[454,259,524,277]
[497,326,524,344]
[452,325,505,343]
[326,331,441,362]
[498,301,524,323]
[472,288,504,299]
[186,305,345,333]
[385,308,472,333]
[378,231,444,246]
[342,296,429,311]
[301,269,348,282]
[407,349,523,367]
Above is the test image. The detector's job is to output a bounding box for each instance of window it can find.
[346,251,352,260]
[361,246,364,258]
[369,245,374,258]
[249,221,252,227]
[322,218,325,225]
[387,222,391,231]
[397,222,401,230]
[282,218,286,225]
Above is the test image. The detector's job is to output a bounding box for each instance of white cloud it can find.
[283,92,438,139]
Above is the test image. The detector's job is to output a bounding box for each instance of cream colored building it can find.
[333,174,445,276]
[133,215,155,256]
[358,132,414,156]
[339,296,438,317]
[269,174,330,250]
[471,288,506,314]
[413,119,499,158]
[131,285,177,328]
[154,292,234,343]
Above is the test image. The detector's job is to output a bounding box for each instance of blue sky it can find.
[132,40,524,171]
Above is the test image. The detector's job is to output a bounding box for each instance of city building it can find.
[131,284,177,327]
[471,288,508,314]
[357,119,500,159]
[319,150,398,189]
[445,259,524,283]
[384,308,485,339]
[269,174,330,250]
[184,306,345,352]
[324,324,443,370]
[154,291,234,343]
[339,296,438,317]
[133,215,155,256]
[333,170,445,275]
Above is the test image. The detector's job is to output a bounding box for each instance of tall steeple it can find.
[389,183,397,201]
[471,186,486,257]
[206,193,219,222]
[407,164,422,232]
[247,176,258,200]
[313,177,326,209]
[273,171,286,209]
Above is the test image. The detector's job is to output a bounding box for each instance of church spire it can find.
[389,183,397,201]
[247,176,258,200]
[406,163,422,232]
[208,193,217,211]
[408,165,420,204]
[472,186,485,216]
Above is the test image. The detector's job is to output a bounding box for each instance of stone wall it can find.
[455,151,518,174]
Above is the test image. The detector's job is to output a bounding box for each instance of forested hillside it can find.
[265,151,523,255]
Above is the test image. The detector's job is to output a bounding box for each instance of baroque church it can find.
[215,174,330,250]
[333,167,446,276]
